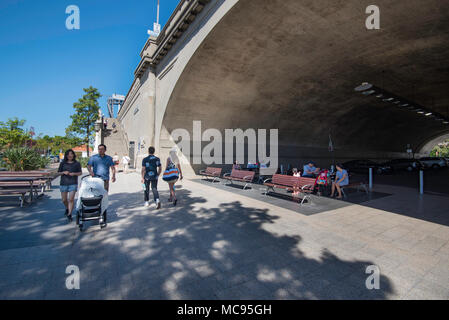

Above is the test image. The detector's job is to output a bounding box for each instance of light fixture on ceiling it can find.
[354,82,449,125]
[354,83,373,92]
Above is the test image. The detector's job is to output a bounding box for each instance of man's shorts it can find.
[60,184,78,193]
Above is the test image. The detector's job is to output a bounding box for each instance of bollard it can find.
[419,170,424,195]
[369,167,373,190]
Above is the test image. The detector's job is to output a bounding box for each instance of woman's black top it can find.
[58,161,82,186]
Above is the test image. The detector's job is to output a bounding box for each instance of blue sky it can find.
[0,0,179,137]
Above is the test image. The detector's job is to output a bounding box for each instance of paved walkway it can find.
[0,172,448,299]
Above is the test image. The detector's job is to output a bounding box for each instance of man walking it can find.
[87,144,116,192]
[141,146,161,209]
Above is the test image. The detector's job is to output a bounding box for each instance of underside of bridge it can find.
[162,0,449,166]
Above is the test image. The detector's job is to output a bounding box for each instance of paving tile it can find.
[2,173,449,300]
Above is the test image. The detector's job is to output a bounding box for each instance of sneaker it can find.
[156,199,161,209]
[144,201,150,207]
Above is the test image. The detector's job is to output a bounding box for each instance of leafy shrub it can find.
[38,156,51,169]
[79,157,89,168]
[1,147,47,171]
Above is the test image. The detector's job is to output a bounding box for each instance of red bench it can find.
[264,174,316,204]
[222,169,255,190]
[199,167,222,182]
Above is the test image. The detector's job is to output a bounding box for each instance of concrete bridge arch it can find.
[118,0,449,174]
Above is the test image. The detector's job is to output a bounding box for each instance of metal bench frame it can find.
[223,171,255,190]
[199,167,222,183]
[264,175,315,205]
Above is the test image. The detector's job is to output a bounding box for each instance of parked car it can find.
[381,158,422,172]
[342,159,392,174]
[419,157,447,169]
[49,155,60,163]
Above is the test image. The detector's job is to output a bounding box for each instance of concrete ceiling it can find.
[163,0,449,153]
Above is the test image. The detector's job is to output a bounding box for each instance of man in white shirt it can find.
[122,155,130,174]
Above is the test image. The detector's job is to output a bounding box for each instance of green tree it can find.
[35,134,83,155]
[66,86,101,157]
[430,140,449,157]
[0,118,31,149]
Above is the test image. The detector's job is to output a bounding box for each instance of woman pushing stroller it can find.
[57,149,82,221]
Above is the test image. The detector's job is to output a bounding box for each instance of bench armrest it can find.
[263,178,272,184]
[301,184,314,191]
[243,175,254,181]
[199,170,206,174]
[223,173,231,177]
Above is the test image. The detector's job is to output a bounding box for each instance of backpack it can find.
[315,169,329,186]
[144,156,159,180]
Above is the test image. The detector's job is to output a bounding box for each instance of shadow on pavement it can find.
[0,185,394,300]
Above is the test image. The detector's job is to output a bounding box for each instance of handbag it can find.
[162,160,179,182]
[163,168,179,182]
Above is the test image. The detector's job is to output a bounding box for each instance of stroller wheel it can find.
[76,210,80,225]
[79,225,84,231]
[100,223,107,229]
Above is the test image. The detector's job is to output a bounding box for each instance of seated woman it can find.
[330,164,349,199]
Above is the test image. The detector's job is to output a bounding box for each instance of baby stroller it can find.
[75,175,108,231]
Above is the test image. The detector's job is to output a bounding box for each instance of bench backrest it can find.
[272,174,299,187]
[296,177,316,188]
[205,167,222,176]
[0,171,50,177]
[230,169,255,181]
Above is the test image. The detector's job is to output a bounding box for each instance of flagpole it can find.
[329,132,335,170]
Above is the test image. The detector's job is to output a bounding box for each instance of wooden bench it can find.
[340,182,368,198]
[0,189,28,207]
[264,175,316,204]
[0,180,47,194]
[0,171,56,191]
[222,169,255,190]
[199,167,222,182]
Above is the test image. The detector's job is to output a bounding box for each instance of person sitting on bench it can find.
[302,162,319,178]
[292,168,301,177]
[330,164,349,199]
[232,161,241,170]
